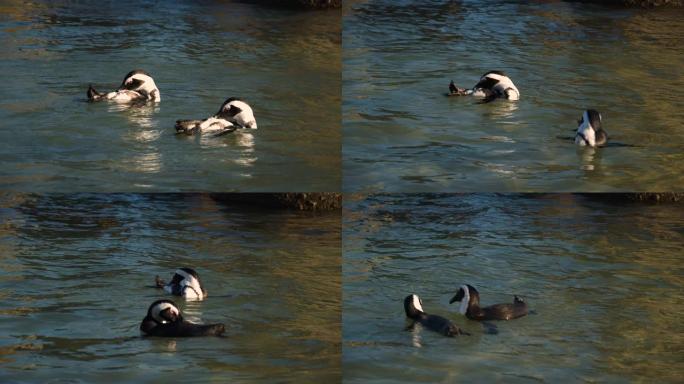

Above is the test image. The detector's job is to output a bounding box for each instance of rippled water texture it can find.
[343,0,684,192]
[0,194,340,382]
[343,194,684,382]
[0,1,340,191]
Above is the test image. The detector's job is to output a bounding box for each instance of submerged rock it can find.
[579,193,684,203]
[572,0,683,7]
[210,193,342,211]
[249,0,341,9]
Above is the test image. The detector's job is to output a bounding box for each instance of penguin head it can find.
[119,70,160,101]
[449,284,479,315]
[504,87,519,101]
[575,109,602,147]
[148,299,182,324]
[404,294,425,319]
[217,97,258,129]
[171,268,205,300]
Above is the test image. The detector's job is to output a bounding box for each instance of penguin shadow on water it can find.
[84,93,162,131]
[112,103,161,131]
[173,120,257,155]
[140,268,228,338]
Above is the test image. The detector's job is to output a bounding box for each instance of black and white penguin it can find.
[404,294,468,337]
[575,109,607,147]
[140,299,225,337]
[449,284,528,321]
[155,268,206,301]
[175,97,258,135]
[448,70,520,102]
[87,70,161,103]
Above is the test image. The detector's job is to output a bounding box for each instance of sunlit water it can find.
[343,0,684,192]
[0,1,341,192]
[343,194,683,382]
[0,194,341,382]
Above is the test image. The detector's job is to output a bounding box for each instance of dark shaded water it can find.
[343,194,683,382]
[0,1,340,191]
[343,0,684,192]
[0,194,340,382]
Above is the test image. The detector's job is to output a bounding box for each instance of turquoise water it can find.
[0,1,341,192]
[343,194,683,382]
[343,0,684,192]
[0,194,341,382]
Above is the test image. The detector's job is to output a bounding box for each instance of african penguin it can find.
[140,299,225,337]
[449,284,528,321]
[448,70,520,102]
[175,97,258,135]
[575,109,607,147]
[155,268,206,301]
[404,294,468,337]
[87,70,161,103]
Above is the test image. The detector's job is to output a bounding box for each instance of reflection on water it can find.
[343,194,684,382]
[0,0,340,191]
[0,194,341,382]
[127,151,161,174]
[579,146,599,171]
[343,0,684,192]
[107,103,160,130]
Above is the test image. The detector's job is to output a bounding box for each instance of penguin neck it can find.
[407,309,425,320]
[462,290,480,315]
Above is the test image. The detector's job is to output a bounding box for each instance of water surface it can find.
[343,0,684,192]
[343,194,683,382]
[0,193,341,382]
[0,1,341,191]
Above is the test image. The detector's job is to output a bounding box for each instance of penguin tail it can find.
[175,119,201,135]
[155,275,165,288]
[87,84,104,101]
[449,80,457,94]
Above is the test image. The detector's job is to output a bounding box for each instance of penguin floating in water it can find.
[404,294,469,337]
[140,299,225,337]
[87,70,161,103]
[448,70,520,103]
[175,97,258,136]
[575,109,607,147]
[155,268,206,301]
[449,284,528,321]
